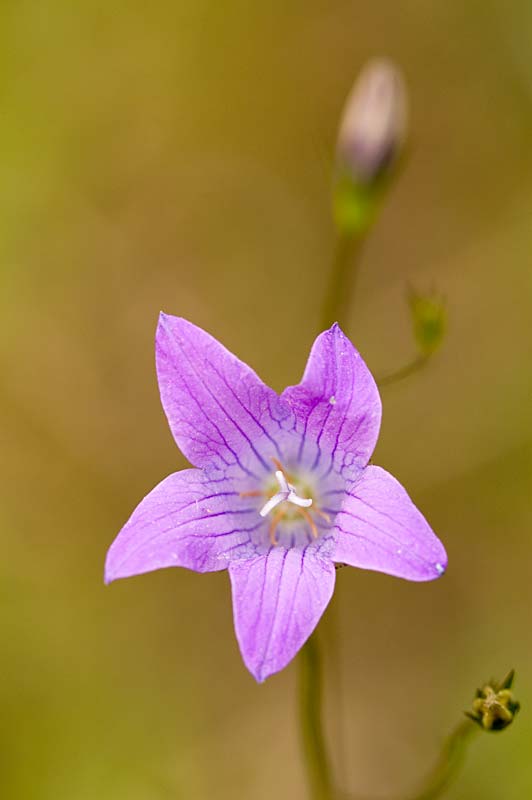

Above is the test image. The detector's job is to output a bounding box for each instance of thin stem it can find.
[339,719,479,800]
[299,633,335,800]
[324,593,348,793]
[320,234,364,330]
[301,228,365,800]
[405,719,479,800]
[377,354,429,388]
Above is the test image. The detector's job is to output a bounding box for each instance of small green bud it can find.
[408,289,447,356]
[466,670,520,732]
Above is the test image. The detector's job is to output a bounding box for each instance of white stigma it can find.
[259,470,313,518]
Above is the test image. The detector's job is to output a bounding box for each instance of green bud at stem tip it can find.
[408,286,447,356]
[465,670,520,732]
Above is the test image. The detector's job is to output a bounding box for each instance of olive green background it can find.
[1,2,531,798]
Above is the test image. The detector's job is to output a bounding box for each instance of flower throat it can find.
[240,459,331,546]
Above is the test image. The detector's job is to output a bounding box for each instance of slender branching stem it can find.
[337,719,480,800]
[377,354,430,388]
[320,233,364,331]
[299,639,481,800]
[405,719,479,800]
[306,223,368,799]
[302,214,460,800]
[299,634,336,800]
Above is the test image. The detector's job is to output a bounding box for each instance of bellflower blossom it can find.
[105,315,447,681]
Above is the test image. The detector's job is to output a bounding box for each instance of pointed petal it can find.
[156,314,294,477]
[229,547,335,681]
[281,324,381,476]
[105,469,261,582]
[331,466,447,581]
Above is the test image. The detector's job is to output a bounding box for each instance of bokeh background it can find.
[1,1,532,798]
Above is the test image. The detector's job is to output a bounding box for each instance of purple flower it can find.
[105,315,447,681]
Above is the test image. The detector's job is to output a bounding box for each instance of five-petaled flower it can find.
[105,314,447,681]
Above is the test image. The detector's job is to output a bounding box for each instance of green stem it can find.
[299,634,335,800]
[338,719,479,800]
[307,213,450,800]
[405,719,479,800]
[299,227,366,800]
[377,354,429,388]
[320,234,364,330]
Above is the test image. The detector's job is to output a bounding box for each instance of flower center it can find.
[258,470,313,518]
[240,459,331,547]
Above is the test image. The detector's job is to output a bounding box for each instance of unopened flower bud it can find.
[408,289,446,356]
[466,670,520,732]
[336,58,408,184]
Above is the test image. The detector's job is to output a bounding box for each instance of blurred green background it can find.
[1,1,531,798]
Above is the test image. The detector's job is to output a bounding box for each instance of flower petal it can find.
[156,314,294,477]
[281,324,381,476]
[105,469,261,582]
[331,466,447,581]
[229,547,335,681]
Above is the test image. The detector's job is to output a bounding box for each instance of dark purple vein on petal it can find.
[258,548,289,676]
[176,332,272,474]
[205,358,285,461]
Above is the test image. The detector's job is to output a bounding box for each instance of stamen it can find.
[271,457,295,483]
[239,490,265,499]
[297,507,318,538]
[313,508,331,523]
[269,509,284,546]
[272,457,286,474]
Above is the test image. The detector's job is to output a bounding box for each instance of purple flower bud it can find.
[337,59,408,184]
